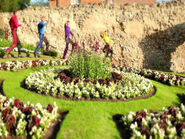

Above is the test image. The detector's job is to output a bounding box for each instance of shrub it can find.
[70,51,111,80]
[0,40,11,47]
[0,49,5,58]
[0,29,4,39]
[43,50,58,57]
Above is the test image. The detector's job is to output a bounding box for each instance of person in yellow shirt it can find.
[101,31,114,59]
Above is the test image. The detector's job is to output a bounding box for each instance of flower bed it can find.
[24,68,153,100]
[0,47,41,54]
[121,104,185,138]
[0,60,66,71]
[113,65,185,86]
[0,95,58,138]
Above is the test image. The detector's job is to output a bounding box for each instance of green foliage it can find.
[0,29,4,39]
[0,49,6,58]
[0,40,11,47]
[21,43,35,51]
[43,50,58,57]
[0,0,31,12]
[0,39,36,50]
[70,51,111,80]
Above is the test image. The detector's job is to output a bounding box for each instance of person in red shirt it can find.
[6,10,22,57]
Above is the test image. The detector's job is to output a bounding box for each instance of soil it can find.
[0,80,69,139]
[21,79,156,102]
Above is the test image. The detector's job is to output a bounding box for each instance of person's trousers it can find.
[63,37,74,59]
[34,34,49,55]
[7,29,21,55]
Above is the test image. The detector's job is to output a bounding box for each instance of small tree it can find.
[0,0,31,12]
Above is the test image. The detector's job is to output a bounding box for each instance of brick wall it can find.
[58,0,71,7]
[80,0,102,5]
[49,0,57,7]
[113,0,155,5]
[49,0,155,7]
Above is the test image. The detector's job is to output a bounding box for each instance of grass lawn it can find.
[0,62,184,139]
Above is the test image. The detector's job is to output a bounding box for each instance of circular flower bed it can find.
[24,67,154,100]
[0,59,66,71]
[0,95,58,138]
[113,65,185,86]
[121,104,185,138]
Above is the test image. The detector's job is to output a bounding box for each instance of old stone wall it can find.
[0,0,185,73]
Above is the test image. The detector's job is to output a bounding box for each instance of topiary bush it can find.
[70,50,111,80]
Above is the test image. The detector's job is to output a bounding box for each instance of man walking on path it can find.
[34,17,49,57]
[63,21,74,59]
[6,10,22,57]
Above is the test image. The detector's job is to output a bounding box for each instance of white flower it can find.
[130,122,138,130]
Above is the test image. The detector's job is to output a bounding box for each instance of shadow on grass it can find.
[112,114,131,139]
[0,80,5,96]
[44,111,69,139]
[177,93,185,105]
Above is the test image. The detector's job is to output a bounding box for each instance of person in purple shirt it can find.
[63,21,74,59]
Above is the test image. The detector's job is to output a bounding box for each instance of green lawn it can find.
[0,63,184,139]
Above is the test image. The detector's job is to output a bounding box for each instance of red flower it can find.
[6,115,16,135]
[74,41,78,49]
[65,77,71,83]
[159,121,167,131]
[139,126,150,138]
[32,115,40,127]
[46,104,53,113]
[14,99,20,107]
[111,72,122,81]
[3,108,10,118]
[168,106,177,118]
[22,107,33,115]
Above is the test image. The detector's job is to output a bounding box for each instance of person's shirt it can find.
[9,14,21,30]
[38,22,48,34]
[65,24,73,38]
[103,32,114,44]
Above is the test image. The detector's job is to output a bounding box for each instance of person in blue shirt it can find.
[34,17,49,57]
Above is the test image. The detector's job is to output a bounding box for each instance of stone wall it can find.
[0,0,185,73]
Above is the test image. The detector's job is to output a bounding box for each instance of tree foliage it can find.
[0,0,31,12]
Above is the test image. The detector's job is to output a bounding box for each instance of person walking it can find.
[34,17,49,57]
[101,31,114,59]
[63,21,74,59]
[6,10,22,58]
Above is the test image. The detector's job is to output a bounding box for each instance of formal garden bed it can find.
[23,67,154,101]
[118,104,185,138]
[0,59,66,71]
[0,94,58,138]
[113,66,185,86]
[22,50,154,101]
[0,44,184,138]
